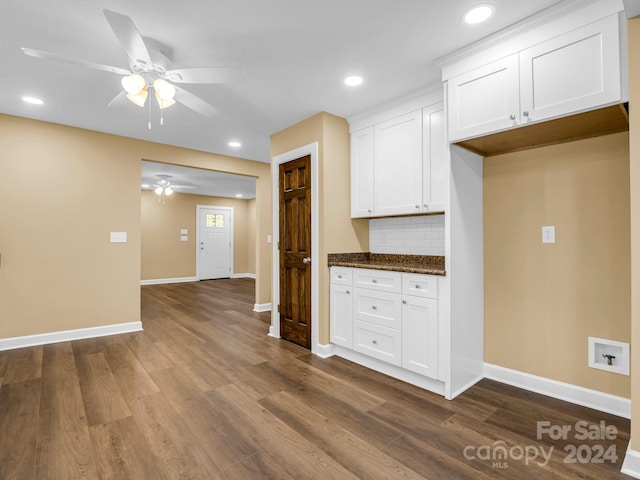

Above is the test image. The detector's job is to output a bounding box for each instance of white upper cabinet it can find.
[422,104,447,213]
[448,55,520,141]
[519,15,621,124]
[350,126,375,218]
[349,93,446,218]
[447,12,625,142]
[374,110,423,217]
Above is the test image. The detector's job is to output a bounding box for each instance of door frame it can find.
[270,142,320,355]
[195,205,234,280]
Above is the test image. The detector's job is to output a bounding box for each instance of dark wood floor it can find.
[0,278,632,479]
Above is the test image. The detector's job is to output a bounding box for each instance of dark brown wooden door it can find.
[279,155,311,348]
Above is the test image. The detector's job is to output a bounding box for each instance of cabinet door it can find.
[422,103,446,213]
[350,126,375,218]
[448,55,520,141]
[402,295,439,379]
[374,110,423,216]
[519,14,621,124]
[330,283,353,348]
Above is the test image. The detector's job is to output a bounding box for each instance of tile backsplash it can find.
[369,215,445,255]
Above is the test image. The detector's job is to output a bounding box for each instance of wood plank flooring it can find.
[0,278,632,479]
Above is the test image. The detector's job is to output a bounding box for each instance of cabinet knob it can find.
[372,339,378,345]
[423,204,428,209]
[523,111,529,117]
[337,274,342,279]
[367,209,372,213]
[509,114,516,120]
[346,290,350,294]
[372,279,377,283]
[415,204,420,209]
[415,284,421,289]
[372,305,377,310]
[402,300,407,304]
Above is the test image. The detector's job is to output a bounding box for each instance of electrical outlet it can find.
[542,226,555,244]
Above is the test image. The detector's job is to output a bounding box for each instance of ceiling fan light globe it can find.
[126,87,148,107]
[153,78,176,100]
[121,74,146,95]
[154,186,163,195]
[164,187,174,196]
[155,91,176,109]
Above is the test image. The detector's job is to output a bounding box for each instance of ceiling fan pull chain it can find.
[160,108,164,126]
[148,95,152,130]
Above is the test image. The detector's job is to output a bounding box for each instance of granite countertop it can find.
[327,252,445,276]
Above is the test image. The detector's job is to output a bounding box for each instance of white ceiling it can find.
[1,0,566,164]
[141,160,256,199]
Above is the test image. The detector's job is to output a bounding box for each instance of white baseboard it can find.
[254,303,272,313]
[0,321,143,351]
[484,363,631,419]
[622,444,640,479]
[140,276,198,286]
[314,343,335,359]
[268,325,280,338]
[232,273,256,279]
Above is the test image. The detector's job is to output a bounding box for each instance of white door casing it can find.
[197,206,233,280]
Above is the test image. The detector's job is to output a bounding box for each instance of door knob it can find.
[303,257,311,264]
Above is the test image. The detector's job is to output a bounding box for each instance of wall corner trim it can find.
[268,325,280,338]
[254,303,272,313]
[621,444,640,478]
[140,277,198,286]
[314,343,335,359]
[484,363,631,418]
[0,321,143,351]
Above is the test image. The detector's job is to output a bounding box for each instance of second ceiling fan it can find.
[22,9,244,121]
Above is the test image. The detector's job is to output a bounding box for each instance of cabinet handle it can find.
[523,111,529,117]
[415,284,421,289]
[509,114,516,120]
[372,279,377,283]
[372,339,378,345]
[372,305,377,310]
[402,300,407,304]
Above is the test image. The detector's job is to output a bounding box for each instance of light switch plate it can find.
[267,235,272,244]
[180,235,188,242]
[180,229,188,235]
[542,226,555,244]
[110,232,127,243]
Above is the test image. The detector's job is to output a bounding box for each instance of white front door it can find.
[197,206,232,280]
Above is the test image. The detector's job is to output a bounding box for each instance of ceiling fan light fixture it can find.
[126,87,148,107]
[153,78,176,100]
[121,74,146,95]
[155,91,176,109]
[154,186,163,195]
[164,187,174,196]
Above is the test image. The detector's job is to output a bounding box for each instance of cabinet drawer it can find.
[330,267,353,285]
[353,288,402,329]
[402,274,438,299]
[353,320,401,366]
[353,268,402,293]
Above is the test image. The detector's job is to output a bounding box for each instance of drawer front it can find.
[331,267,353,285]
[353,268,402,293]
[353,288,402,329]
[402,274,438,299]
[353,320,401,366]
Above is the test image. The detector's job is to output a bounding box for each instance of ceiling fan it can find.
[21,9,244,123]
[148,174,195,202]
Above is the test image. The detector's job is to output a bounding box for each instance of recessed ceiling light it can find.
[464,4,495,24]
[235,193,243,198]
[141,184,150,188]
[228,141,242,147]
[344,76,363,87]
[22,96,44,105]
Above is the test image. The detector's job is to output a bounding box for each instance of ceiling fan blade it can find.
[103,9,153,68]
[174,86,219,117]
[21,48,131,75]
[164,67,246,84]
[106,90,127,108]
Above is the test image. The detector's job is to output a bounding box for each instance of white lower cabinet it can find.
[330,266,441,389]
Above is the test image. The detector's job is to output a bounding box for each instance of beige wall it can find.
[141,191,255,280]
[484,132,631,398]
[271,112,369,344]
[0,114,271,340]
[628,17,640,450]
